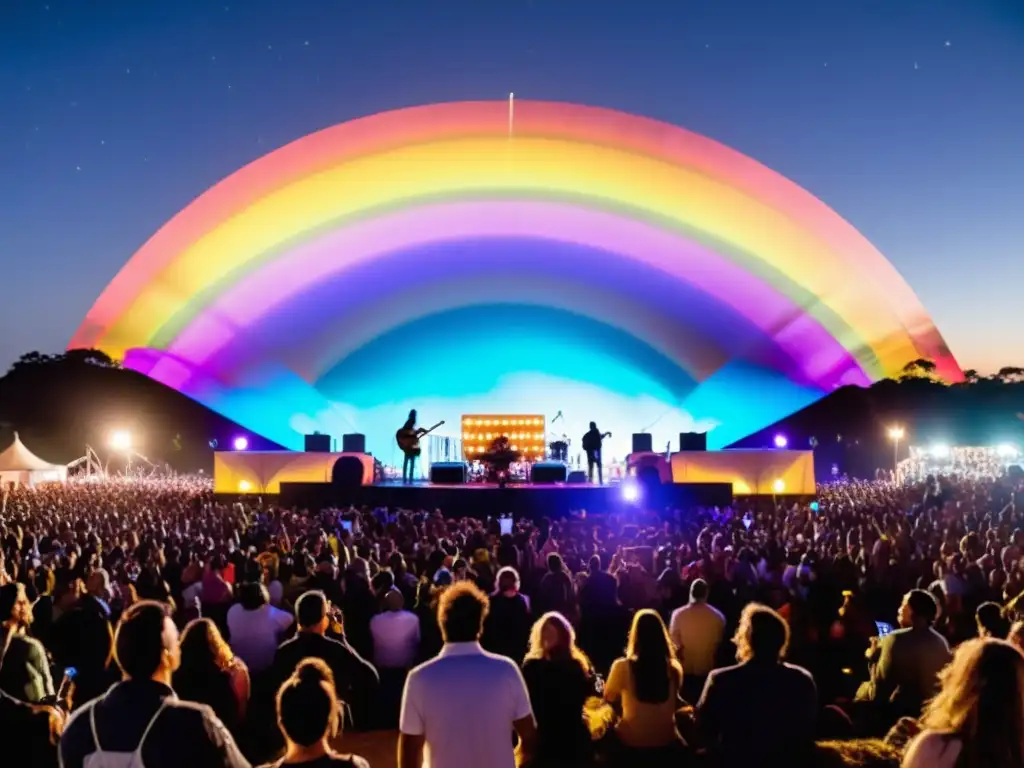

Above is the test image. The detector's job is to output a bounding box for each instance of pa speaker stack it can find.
[679,432,707,452]
[631,433,653,454]
[341,433,366,453]
[304,433,332,453]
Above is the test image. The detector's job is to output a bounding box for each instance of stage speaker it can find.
[332,456,366,487]
[341,433,365,453]
[632,433,653,454]
[531,462,567,484]
[430,462,467,485]
[679,432,707,452]
[304,433,331,453]
[567,470,588,484]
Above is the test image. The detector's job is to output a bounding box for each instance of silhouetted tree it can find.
[900,358,938,380]
[997,367,1024,384]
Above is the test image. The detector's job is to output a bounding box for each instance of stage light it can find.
[622,481,640,503]
[930,443,951,459]
[238,480,251,492]
[997,444,1019,458]
[887,426,904,441]
[232,436,249,451]
[772,478,785,494]
[773,434,788,449]
[109,430,132,451]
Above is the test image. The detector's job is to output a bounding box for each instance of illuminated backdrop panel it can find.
[70,101,961,463]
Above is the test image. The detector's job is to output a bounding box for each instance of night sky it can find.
[2,0,1022,374]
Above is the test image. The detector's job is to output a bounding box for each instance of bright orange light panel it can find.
[461,414,546,461]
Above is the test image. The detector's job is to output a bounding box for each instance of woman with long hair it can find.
[173,618,250,736]
[259,658,369,767]
[902,638,1024,768]
[521,612,596,765]
[604,609,686,760]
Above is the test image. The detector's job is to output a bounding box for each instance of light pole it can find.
[888,426,904,482]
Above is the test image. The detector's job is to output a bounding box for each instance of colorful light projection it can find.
[462,415,546,461]
[69,101,961,463]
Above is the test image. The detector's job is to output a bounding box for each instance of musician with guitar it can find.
[395,410,445,483]
[582,422,612,484]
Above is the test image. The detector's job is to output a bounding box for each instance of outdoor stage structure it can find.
[70,100,962,475]
[210,445,817,517]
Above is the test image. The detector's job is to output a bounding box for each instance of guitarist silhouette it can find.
[395,410,446,483]
[582,422,612,484]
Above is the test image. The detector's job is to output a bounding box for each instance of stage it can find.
[277,478,733,518]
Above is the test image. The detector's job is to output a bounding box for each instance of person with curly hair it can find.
[902,638,1024,768]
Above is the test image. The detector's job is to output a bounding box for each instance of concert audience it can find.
[173,617,251,737]
[58,600,250,767]
[866,589,952,722]
[260,658,370,768]
[521,611,597,765]
[271,591,378,732]
[0,466,1021,766]
[901,638,1024,768]
[398,581,537,768]
[604,609,685,759]
[482,566,533,663]
[668,578,726,703]
[0,581,55,703]
[227,582,294,675]
[697,603,818,766]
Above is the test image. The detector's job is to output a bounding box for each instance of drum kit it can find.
[546,410,571,463]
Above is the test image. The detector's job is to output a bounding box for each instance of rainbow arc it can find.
[71,101,960,457]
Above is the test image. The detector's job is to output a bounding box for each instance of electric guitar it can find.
[582,431,612,455]
[396,420,445,457]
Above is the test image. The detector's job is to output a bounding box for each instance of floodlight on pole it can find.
[772,478,785,494]
[888,426,904,481]
[109,430,132,452]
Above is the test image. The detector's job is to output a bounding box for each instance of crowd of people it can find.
[1,467,1023,767]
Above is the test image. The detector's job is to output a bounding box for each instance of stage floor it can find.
[278,478,732,517]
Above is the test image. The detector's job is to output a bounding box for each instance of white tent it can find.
[0,433,67,487]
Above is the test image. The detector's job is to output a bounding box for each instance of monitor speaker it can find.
[531,462,567,484]
[331,455,366,487]
[679,432,707,452]
[341,433,365,453]
[304,433,331,453]
[567,470,588,484]
[632,433,653,454]
[430,462,467,485]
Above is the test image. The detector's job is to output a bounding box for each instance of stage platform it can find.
[276,479,732,518]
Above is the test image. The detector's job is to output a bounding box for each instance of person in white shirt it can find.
[226,582,293,674]
[371,589,421,670]
[669,579,725,702]
[399,581,537,768]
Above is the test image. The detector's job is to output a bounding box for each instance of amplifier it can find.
[430,462,467,485]
[531,462,567,484]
